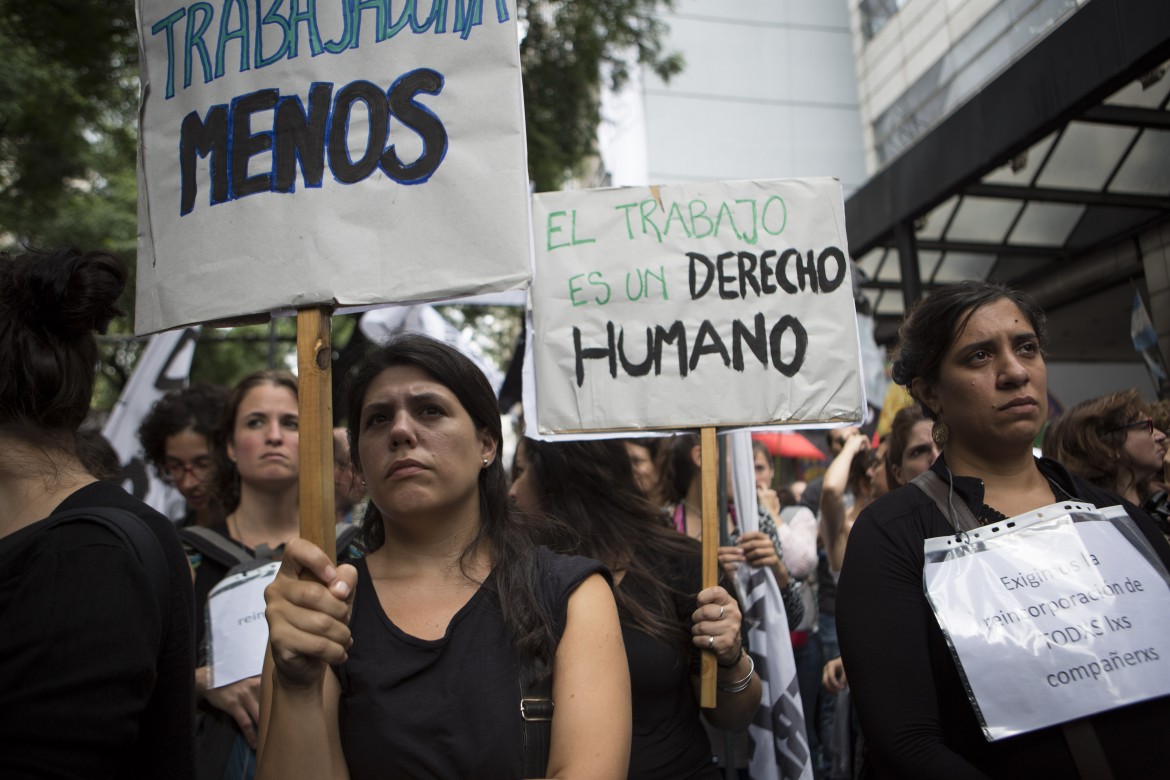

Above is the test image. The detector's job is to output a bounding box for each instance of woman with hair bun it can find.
[836,281,1170,778]
[0,248,195,777]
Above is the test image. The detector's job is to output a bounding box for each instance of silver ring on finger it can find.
[708,635,715,649]
[718,604,725,619]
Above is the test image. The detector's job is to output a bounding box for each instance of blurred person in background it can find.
[140,383,228,528]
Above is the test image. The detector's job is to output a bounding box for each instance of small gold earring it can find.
[931,420,950,446]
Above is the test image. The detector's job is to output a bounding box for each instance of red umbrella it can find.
[752,432,826,461]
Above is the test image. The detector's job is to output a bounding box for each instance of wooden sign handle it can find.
[296,307,336,562]
[699,426,719,708]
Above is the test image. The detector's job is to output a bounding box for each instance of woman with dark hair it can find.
[624,437,663,504]
[139,382,229,527]
[1048,388,1167,507]
[837,281,1170,778]
[188,369,300,779]
[0,248,195,777]
[883,404,940,489]
[258,334,630,779]
[510,436,760,777]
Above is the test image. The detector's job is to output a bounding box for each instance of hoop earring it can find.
[931,420,950,447]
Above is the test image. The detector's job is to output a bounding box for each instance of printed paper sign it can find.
[208,562,280,688]
[529,178,864,433]
[135,0,531,334]
[925,508,1170,740]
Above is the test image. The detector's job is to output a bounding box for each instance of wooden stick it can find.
[296,307,336,562]
[699,426,719,708]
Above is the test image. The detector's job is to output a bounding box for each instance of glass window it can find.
[915,196,959,240]
[1036,122,1137,190]
[944,196,1023,243]
[861,0,909,41]
[1007,202,1084,246]
[1109,130,1170,194]
[932,252,996,283]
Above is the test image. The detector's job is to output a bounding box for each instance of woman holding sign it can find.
[258,334,631,779]
[509,436,759,778]
[837,281,1170,778]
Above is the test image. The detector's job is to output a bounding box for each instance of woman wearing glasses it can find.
[140,383,229,528]
[1048,389,1168,507]
[1049,389,1169,540]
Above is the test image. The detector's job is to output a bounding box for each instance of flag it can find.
[359,304,504,392]
[728,431,814,780]
[102,327,200,517]
[1131,291,1168,390]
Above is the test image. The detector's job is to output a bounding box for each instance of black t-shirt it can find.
[620,547,721,779]
[838,456,1170,779]
[0,481,196,779]
[335,546,605,779]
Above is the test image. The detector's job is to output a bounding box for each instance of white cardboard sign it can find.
[207,561,280,688]
[529,178,864,433]
[135,0,531,334]
[925,507,1170,740]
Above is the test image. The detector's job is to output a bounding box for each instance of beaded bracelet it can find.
[717,654,755,693]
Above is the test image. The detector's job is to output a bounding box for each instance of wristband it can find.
[717,644,744,669]
[717,654,755,693]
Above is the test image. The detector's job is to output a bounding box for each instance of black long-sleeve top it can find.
[837,455,1170,779]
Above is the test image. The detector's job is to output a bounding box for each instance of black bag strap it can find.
[179,526,254,569]
[911,470,1115,779]
[44,507,171,623]
[519,657,553,778]
[910,470,982,534]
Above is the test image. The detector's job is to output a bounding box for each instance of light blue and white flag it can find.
[1131,290,1167,386]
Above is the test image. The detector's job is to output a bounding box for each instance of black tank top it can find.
[335,547,605,779]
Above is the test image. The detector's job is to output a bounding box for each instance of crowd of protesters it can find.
[2,246,1169,779]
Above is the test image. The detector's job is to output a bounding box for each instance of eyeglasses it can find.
[163,459,214,483]
[1111,419,1154,435]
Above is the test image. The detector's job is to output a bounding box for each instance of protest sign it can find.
[135,0,531,335]
[208,561,281,688]
[529,178,864,434]
[925,503,1170,740]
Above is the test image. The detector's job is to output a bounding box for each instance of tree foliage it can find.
[520,0,682,191]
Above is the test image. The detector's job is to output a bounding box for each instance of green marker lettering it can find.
[762,195,787,235]
[570,210,596,246]
[735,198,759,245]
[689,199,713,238]
[548,210,570,251]
[639,199,663,242]
[615,202,639,239]
[568,273,587,306]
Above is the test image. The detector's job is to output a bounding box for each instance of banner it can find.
[925,503,1170,740]
[103,327,201,517]
[529,178,864,434]
[729,431,813,780]
[135,0,531,334]
[359,303,504,391]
